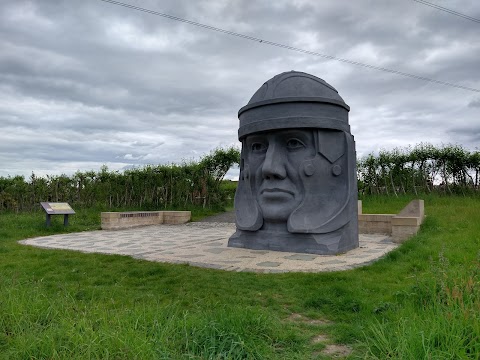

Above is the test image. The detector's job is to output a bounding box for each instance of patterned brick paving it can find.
[20,222,397,273]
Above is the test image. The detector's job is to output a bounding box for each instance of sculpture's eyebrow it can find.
[246,134,268,144]
[281,130,312,144]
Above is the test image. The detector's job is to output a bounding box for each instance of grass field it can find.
[0,195,479,359]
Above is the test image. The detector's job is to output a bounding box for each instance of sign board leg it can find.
[46,214,51,227]
[64,214,69,226]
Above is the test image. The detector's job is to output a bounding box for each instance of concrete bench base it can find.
[101,211,191,230]
[358,199,425,243]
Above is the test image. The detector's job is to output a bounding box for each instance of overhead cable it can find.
[99,0,480,93]
[412,0,480,24]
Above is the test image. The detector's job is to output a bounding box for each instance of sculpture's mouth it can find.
[261,188,294,196]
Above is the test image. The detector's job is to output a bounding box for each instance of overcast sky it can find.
[1,0,479,179]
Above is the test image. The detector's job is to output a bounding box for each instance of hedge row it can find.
[0,147,240,212]
[2,143,478,212]
[358,143,480,195]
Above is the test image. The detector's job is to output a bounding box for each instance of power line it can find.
[98,0,480,93]
[412,0,480,24]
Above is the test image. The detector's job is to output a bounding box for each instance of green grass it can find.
[0,195,479,359]
[364,254,480,359]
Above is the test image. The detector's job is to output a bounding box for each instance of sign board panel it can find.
[40,202,76,215]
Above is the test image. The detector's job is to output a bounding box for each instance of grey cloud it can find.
[469,99,480,108]
[447,126,480,144]
[1,0,479,178]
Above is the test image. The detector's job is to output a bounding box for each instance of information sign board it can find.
[40,202,75,226]
[40,202,75,215]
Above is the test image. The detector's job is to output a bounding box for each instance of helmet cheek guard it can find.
[234,147,263,231]
[288,131,356,233]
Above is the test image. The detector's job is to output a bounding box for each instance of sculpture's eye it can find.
[251,142,267,153]
[286,138,305,150]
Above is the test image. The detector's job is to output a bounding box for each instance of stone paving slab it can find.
[19,222,398,273]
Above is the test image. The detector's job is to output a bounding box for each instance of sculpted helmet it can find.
[238,71,351,140]
[231,71,358,254]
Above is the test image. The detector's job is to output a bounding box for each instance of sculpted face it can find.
[229,71,358,254]
[245,129,316,223]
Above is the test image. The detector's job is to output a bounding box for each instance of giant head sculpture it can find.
[228,71,359,255]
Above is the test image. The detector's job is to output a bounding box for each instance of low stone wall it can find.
[358,213,394,234]
[391,216,422,243]
[101,201,424,243]
[101,211,191,230]
[358,199,425,243]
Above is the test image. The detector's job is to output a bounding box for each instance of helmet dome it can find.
[238,71,350,140]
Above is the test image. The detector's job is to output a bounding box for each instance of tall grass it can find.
[0,284,301,359]
[0,195,479,358]
[364,253,480,359]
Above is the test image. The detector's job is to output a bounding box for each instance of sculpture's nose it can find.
[261,142,286,180]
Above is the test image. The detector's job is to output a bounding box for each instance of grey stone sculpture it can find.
[228,71,359,255]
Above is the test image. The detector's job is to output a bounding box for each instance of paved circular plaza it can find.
[20,221,397,273]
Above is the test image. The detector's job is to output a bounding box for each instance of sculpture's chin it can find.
[258,202,296,223]
[260,213,288,223]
